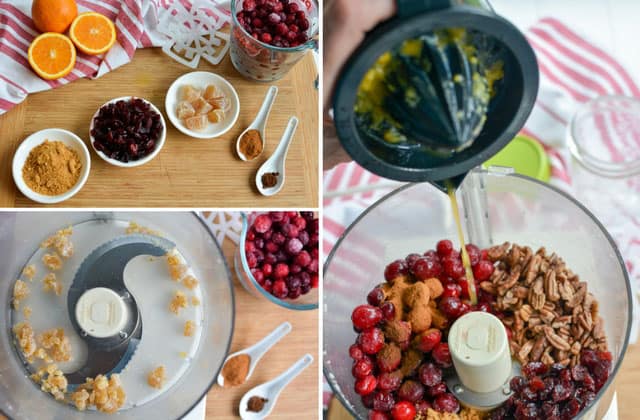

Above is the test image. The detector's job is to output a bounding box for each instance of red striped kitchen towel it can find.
[322,17,640,408]
[0,0,227,114]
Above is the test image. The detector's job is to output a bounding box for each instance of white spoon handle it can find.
[272,116,298,163]
[250,321,292,360]
[270,354,314,393]
[254,86,278,134]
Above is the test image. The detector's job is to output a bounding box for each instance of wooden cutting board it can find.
[0,49,318,208]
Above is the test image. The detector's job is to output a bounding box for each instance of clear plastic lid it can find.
[568,95,640,178]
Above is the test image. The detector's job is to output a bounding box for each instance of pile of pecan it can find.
[480,242,607,368]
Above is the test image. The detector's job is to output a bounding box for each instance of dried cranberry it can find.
[551,381,573,402]
[509,376,526,393]
[352,305,383,330]
[432,393,459,413]
[561,398,581,418]
[571,365,588,381]
[515,402,538,419]
[522,361,548,378]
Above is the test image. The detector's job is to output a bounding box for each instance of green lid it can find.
[483,134,551,182]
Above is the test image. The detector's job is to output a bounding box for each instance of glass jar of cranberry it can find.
[230,0,318,82]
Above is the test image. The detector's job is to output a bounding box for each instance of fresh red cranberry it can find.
[247,230,256,240]
[404,253,422,270]
[390,401,416,420]
[272,231,286,245]
[286,2,299,13]
[426,382,447,397]
[432,343,452,368]
[458,301,471,317]
[260,32,272,43]
[464,244,481,266]
[457,278,470,299]
[368,411,389,420]
[436,239,454,257]
[442,258,465,279]
[349,344,364,360]
[265,241,279,253]
[380,302,396,321]
[352,305,383,330]
[439,296,463,319]
[355,375,377,396]
[244,0,256,11]
[252,269,264,284]
[442,283,461,299]
[281,223,299,238]
[397,380,424,403]
[377,371,402,392]
[414,329,441,352]
[246,252,258,268]
[272,279,288,299]
[384,260,408,282]
[274,262,289,278]
[423,250,438,260]
[285,238,303,254]
[311,274,319,288]
[411,257,442,280]
[358,328,385,354]
[432,393,459,413]
[419,362,442,387]
[245,240,256,253]
[362,393,375,409]
[298,230,310,245]
[474,302,491,313]
[253,214,272,233]
[373,392,395,412]
[473,260,494,281]
[289,264,302,274]
[367,287,385,306]
[353,357,374,379]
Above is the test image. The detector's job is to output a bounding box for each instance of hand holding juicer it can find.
[331,0,539,187]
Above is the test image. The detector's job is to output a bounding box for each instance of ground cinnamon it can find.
[261,172,279,188]
[22,140,81,196]
[239,129,263,160]
[247,396,268,412]
[221,353,251,387]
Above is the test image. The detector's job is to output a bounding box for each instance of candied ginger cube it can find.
[185,115,208,131]
[192,97,213,115]
[203,84,222,100]
[181,85,201,102]
[207,109,225,123]
[177,100,196,120]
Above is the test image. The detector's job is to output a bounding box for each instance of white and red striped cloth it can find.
[323,17,640,409]
[0,0,227,115]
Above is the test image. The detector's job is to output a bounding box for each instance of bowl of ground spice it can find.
[12,128,91,204]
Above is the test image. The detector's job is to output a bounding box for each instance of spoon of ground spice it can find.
[255,116,298,197]
[217,321,291,388]
[239,354,314,420]
[236,86,278,162]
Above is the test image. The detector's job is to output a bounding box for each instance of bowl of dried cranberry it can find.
[89,96,166,167]
[234,211,318,310]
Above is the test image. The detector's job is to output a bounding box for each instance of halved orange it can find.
[69,12,116,55]
[28,33,77,80]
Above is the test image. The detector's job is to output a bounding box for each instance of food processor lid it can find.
[332,4,539,183]
[569,95,640,178]
[483,134,551,182]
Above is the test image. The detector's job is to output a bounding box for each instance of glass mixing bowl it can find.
[234,212,318,310]
[0,212,235,420]
[323,169,631,419]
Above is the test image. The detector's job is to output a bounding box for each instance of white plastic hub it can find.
[448,311,512,393]
[75,287,128,338]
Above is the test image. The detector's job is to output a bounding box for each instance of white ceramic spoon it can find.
[255,116,298,196]
[236,85,278,161]
[239,354,314,420]
[217,321,292,387]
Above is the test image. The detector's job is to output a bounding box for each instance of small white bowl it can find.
[89,96,167,167]
[165,71,240,139]
[12,128,91,204]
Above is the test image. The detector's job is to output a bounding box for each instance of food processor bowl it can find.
[323,169,631,419]
[0,212,235,420]
[234,212,318,310]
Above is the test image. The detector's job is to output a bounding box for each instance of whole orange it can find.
[32,0,78,34]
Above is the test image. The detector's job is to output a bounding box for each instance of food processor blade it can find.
[65,234,175,385]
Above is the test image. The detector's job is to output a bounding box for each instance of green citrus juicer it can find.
[332,0,539,187]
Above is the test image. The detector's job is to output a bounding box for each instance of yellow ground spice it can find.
[22,140,81,195]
